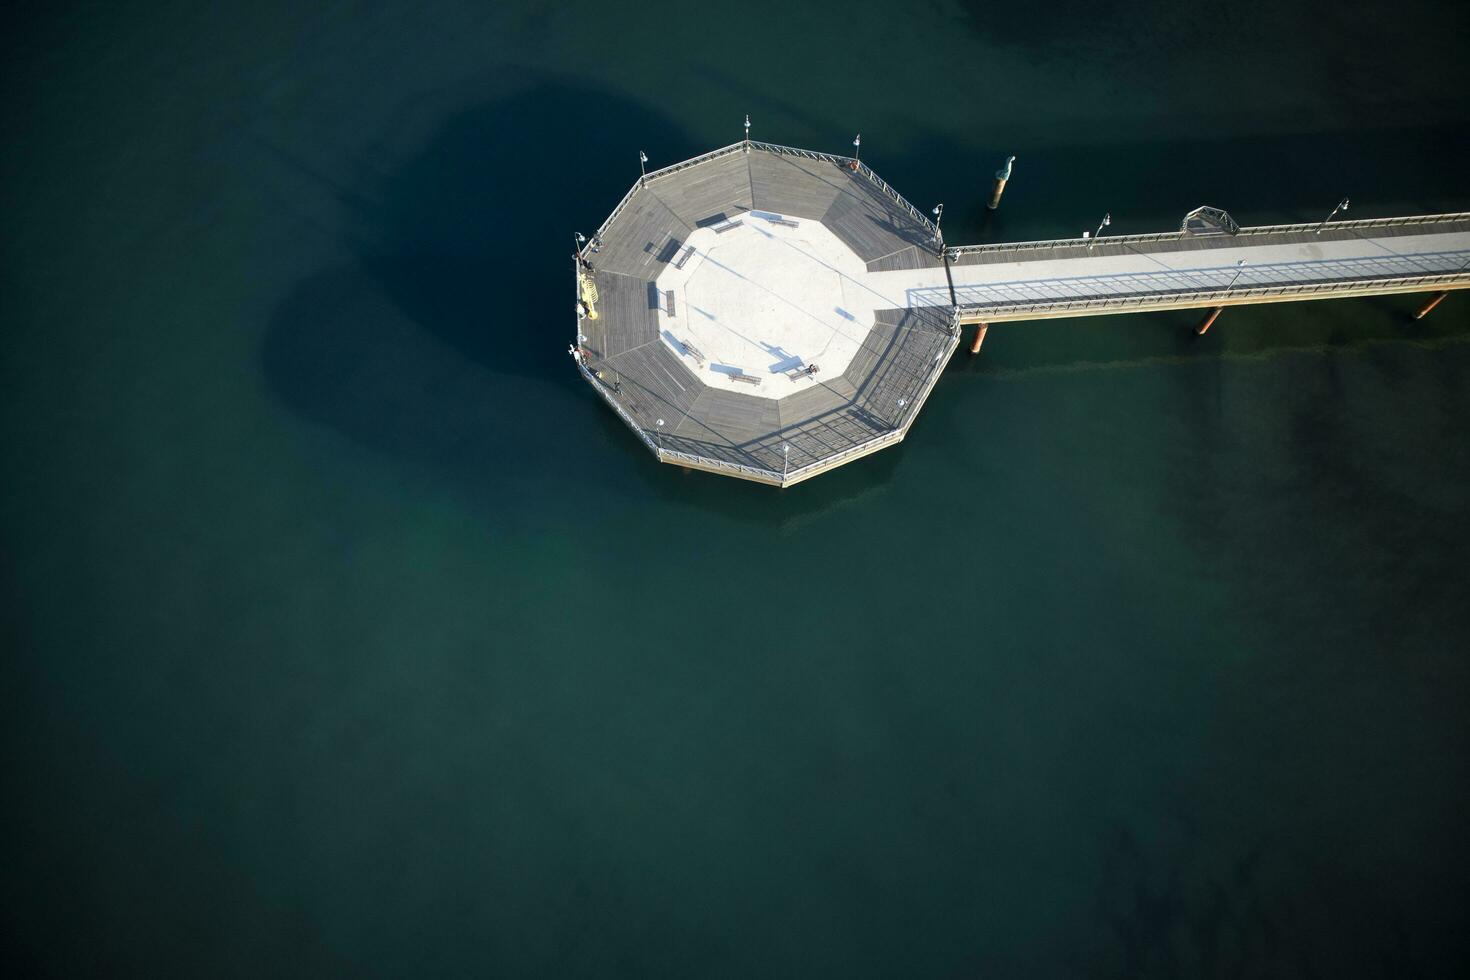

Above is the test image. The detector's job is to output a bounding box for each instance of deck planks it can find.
[581,145,953,482]
[748,152,861,220]
[593,186,694,278]
[821,182,932,262]
[648,152,754,229]
[587,272,658,359]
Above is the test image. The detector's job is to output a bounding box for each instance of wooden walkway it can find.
[574,140,1469,486]
[927,215,1470,323]
[574,141,951,486]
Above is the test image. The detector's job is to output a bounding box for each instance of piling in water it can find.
[1196,307,1224,335]
[970,322,989,353]
[987,155,1015,210]
[1414,290,1450,320]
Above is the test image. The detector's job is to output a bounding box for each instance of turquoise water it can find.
[3,2,1469,976]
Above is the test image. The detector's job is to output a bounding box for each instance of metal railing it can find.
[590,140,940,249]
[586,144,751,247]
[743,141,939,237]
[574,357,658,452]
[954,270,1470,321]
[573,304,961,485]
[946,211,1470,259]
[653,445,783,482]
[643,141,746,182]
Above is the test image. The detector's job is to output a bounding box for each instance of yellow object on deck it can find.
[578,274,600,319]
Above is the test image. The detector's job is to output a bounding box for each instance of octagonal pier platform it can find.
[571,141,959,487]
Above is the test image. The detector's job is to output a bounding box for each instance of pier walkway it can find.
[572,140,1469,487]
[907,214,1470,322]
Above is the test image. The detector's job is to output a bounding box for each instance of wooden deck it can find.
[940,214,1470,323]
[575,141,1470,486]
[576,142,953,484]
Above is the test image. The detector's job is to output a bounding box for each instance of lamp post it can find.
[853,134,861,163]
[638,151,648,185]
[1088,212,1111,249]
[655,418,664,455]
[1316,197,1349,235]
[744,114,751,143]
[783,442,789,479]
[1228,259,1246,290]
[932,203,944,249]
[574,232,586,260]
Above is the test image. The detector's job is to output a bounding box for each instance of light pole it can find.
[655,418,664,454]
[744,114,751,143]
[783,442,789,479]
[932,203,944,249]
[638,151,648,185]
[1228,259,1246,290]
[853,134,861,163]
[1316,197,1349,235]
[574,231,586,260]
[1088,212,1111,249]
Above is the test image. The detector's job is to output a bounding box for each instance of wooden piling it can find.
[1414,290,1450,320]
[970,322,988,353]
[987,177,1008,210]
[1196,307,1224,335]
[987,156,1015,210]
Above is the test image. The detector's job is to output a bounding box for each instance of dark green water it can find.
[4,2,1470,976]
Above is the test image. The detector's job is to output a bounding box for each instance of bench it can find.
[730,372,762,386]
[711,219,743,234]
[680,340,705,364]
[664,290,677,316]
[673,244,696,269]
[750,210,799,228]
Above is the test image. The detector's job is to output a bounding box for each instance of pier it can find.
[572,140,1470,487]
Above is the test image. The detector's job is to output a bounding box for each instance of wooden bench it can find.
[751,210,798,228]
[680,340,705,365]
[711,219,743,234]
[730,372,762,386]
[673,244,696,269]
[664,290,676,316]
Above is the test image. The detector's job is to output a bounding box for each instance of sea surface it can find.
[3,1,1469,976]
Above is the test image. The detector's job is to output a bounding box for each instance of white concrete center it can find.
[655,214,881,399]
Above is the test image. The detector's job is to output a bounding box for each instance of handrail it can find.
[781,309,959,481]
[743,140,938,237]
[947,211,1470,258]
[574,357,659,454]
[954,270,1470,320]
[573,309,960,485]
[591,140,941,248]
